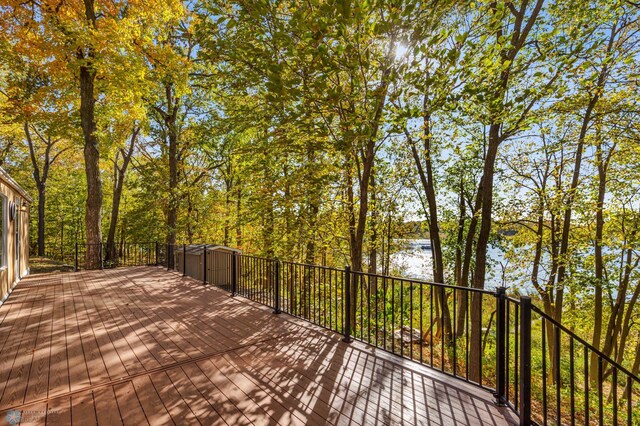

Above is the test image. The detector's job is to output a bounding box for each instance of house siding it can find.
[0,169,31,304]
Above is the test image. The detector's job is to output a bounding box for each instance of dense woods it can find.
[1,0,640,413]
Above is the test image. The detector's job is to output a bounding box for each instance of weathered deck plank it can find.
[0,267,517,425]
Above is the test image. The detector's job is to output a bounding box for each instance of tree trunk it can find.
[455,177,467,338]
[466,0,545,382]
[368,172,380,299]
[384,215,392,275]
[407,109,452,342]
[186,196,194,244]
[224,181,231,246]
[24,123,56,258]
[347,48,392,273]
[555,101,595,326]
[155,81,180,247]
[468,128,500,383]
[79,0,102,269]
[590,133,607,382]
[235,180,242,247]
[37,185,46,257]
[368,172,378,275]
[303,194,318,319]
[615,274,640,366]
[261,149,275,258]
[602,245,638,360]
[555,17,616,325]
[305,142,320,265]
[80,67,102,269]
[106,162,121,262]
[106,128,138,264]
[167,126,178,245]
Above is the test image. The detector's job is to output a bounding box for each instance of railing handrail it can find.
[531,303,640,384]
[163,243,495,295]
[75,241,157,244]
[351,269,499,295]
[280,260,345,273]
[506,296,521,304]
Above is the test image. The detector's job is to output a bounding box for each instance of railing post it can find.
[343,265,353,343]
[155,241,159,266]
[166,244,170,270]
[231,251,237,296]
[74,242,78,272]
[183,243,187,277]
[494,286,507,406]
[273,259,281,314]
[203,245,207,285]
[99,243,103,270]
[519,296,532,426]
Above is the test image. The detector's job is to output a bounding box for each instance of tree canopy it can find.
[1,0,640,414]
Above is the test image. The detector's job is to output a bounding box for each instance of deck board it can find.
[113,381,148,426]
[0,284,45,408]
[63,276,92,392]
[93,386,122,426]
[48,282,71,396]
[130,375,173,425]
[149,371,201,425]
[0,267,517,425]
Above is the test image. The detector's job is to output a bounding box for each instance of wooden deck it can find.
[0,267,517,425]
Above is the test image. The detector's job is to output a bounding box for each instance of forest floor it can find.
[28,256,75,274]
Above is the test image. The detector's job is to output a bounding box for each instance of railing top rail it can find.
[279,260,345,273]
[76,241,156,245]
[531,304,640,384]
[236,253,271,261]
[350,269,498,295]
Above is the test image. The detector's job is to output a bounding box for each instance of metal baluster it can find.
[570,337,575,426]
[519,296,532,426]
[613,368,618,426]
[273,259,280,314]
[343,266,352,343]
[182,243,186,277]
[494,287,506,405]
[419,284,423,365]
[555,325,561,424]
[626,376,632,426]
[231,252,237,296]
[430,285,433,366]
[584,346,589,426]
[598,356,604,424]
[542,317,547,425]
[202,245,207,284]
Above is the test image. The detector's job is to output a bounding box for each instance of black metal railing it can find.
[528,304,639,425]
[62,242,640,425]
[279,261,346,332]
[45,242,162,270]
[495,295,640,426]
[347,270,500,389]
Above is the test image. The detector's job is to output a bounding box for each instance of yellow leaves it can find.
[1,0,189,157]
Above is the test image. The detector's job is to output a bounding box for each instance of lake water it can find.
[392,240,626,299]
[390,239,508,289]
[390,239,434,279]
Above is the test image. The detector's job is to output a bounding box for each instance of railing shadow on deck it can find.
[49,242,640,425]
